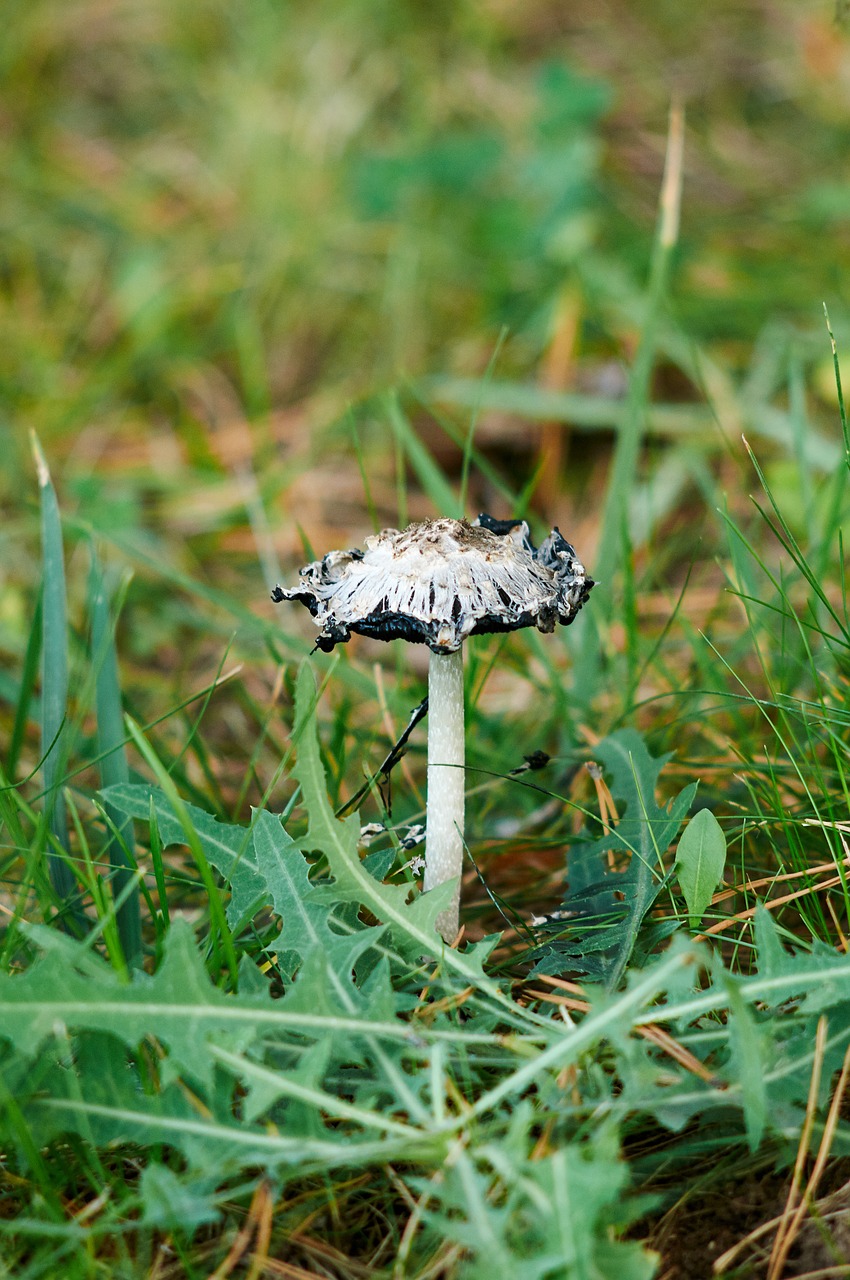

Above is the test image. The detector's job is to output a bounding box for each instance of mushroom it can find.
[272,515,594,942]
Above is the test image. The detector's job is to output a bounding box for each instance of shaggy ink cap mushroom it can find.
[272,515,594,943]
[271,515,593,654]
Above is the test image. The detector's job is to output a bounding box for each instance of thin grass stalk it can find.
[575,98,684,700]
[31,432,78,912]
[148,794,169,935]
[824,303,850,474]
[767,1037,850,1279]
[387,392,461,518]
[7,585,42,782]
[65,789,128,980]
[89,549,142,966]
[767,1015,827,1278]
[595,96,684,578]
[458,327,507,514]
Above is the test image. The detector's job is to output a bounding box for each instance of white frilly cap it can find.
[272,514,594,654]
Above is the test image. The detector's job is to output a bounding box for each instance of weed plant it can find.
[4,3,850,1277]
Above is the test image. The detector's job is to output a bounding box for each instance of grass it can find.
[4,1,850,1276]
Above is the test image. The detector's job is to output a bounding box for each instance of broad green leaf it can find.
[0,920,249,1089]
[675,807,726,929]
[0,918,506,1062]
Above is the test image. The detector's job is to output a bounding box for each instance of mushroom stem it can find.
[423,647,465,942]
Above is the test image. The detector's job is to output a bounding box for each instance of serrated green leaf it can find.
[138,1165,221,1229]
[0,920,249,1089]
[646,920,850,1027]
[725,974,767,1151]
[542,729,697,988]
[213,1042,421,1138]
[252,812,397,1031]
[750,907,850,1018]
[675,807,726,929]
[103,784,266,925]
[0,918,503,1067]
[34,1092,418,1175]
[424,1117,657,1280]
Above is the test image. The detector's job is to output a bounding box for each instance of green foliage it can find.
[351,58,609,332]
[89,550,142,966]
[421,1122,657,1280]
[675,808,727,930]
[32,433,75,909]
[3,787,850,1271]
[104,784,265,928]
[532,730,697,987]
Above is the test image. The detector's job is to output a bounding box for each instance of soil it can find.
[645,1160,850,1279]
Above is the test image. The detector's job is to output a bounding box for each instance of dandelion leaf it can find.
[532,729,697,987]
[251,807,387,979]
[103,783,266,925]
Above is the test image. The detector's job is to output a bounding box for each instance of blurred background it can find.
[3,0,850,839]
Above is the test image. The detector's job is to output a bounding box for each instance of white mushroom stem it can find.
[423,648,465,943]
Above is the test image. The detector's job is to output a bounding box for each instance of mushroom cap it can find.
[272,515,594,654]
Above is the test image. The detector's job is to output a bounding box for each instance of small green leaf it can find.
[675,807,726,929]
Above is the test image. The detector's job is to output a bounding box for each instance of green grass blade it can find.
[7,585,43,782]
[149,794,169,935]
[409,391,521,511]
[386,392,462,517]
[458,327,507,514]
[31,432,78,912]
[89,549,142,967]
[824,302,850,472]
[351,416,381,532]
[599,107,683,575]
[575,101,684,699]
